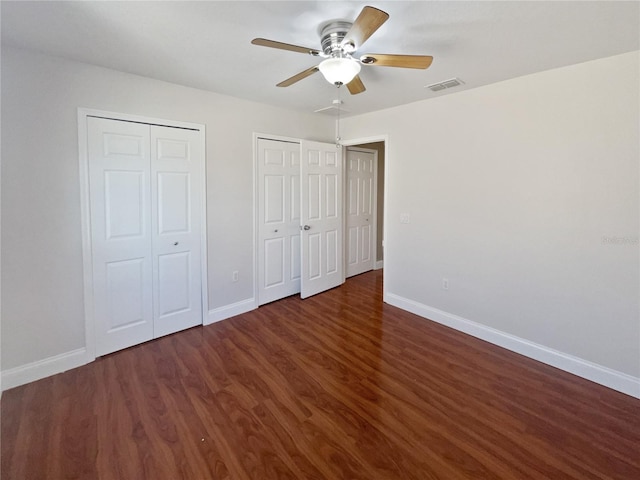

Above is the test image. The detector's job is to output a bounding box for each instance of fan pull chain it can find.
[335,84,342,147]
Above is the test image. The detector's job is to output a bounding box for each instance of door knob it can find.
[173,242,179,246]
[302,225,311,231]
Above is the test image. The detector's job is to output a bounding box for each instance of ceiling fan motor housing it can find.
[320,21,353,56]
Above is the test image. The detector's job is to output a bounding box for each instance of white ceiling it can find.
[2,1,639,117]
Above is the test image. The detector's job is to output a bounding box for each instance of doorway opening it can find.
[342,138,386,277]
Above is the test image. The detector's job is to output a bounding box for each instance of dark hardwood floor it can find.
[2,270,639,479]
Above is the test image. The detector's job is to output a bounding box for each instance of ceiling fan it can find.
[251,6,433,95]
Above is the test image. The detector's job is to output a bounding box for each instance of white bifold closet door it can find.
[88,117,202,356]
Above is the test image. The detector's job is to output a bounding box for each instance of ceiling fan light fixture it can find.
[318,57,361,85]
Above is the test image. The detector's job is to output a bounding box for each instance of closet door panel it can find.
[151,126,203,338]
[88,117,154,356]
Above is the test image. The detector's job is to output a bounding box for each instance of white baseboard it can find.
[385,292,640,399]
[206,297,256,325]
[2,299,258,391]
[7,294,636,400]
[375,260,384,270]
[1,348,89,392]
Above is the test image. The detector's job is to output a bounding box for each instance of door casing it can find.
[345,146,378,278]
[341,135,388,286]
[254,133,388,305]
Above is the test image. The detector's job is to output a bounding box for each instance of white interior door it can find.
[151,126,203,337]
[300,140,343,298]
[88,117,154,355]
[346,148,376,277]
[257,138,301,305]
[88,117,203,356]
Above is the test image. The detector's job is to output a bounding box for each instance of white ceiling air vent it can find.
[425,78,464,92]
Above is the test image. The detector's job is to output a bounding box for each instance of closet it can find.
[256,137,344,304]
[87,116,203,356]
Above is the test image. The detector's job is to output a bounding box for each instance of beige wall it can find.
[342,52,640,381]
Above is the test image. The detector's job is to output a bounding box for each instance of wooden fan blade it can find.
[252,38,321,56]
[277,66,320,87]
[346,75,366,95]
[341,6,389,50]
[360,54,433,69]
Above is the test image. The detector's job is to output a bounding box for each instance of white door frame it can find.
[78,108,208,362]
[253,133,387,303]
[345,146,378,278]
[341,135,388,283]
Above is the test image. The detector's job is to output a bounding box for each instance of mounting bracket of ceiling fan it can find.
[251,5,434,95]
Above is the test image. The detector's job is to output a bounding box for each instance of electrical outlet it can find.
[400,213,410,224]
[232,271,239,282]
[442,278,449,290]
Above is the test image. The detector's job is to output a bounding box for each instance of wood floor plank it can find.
[2,270,639,479]
[229,310,466,479]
